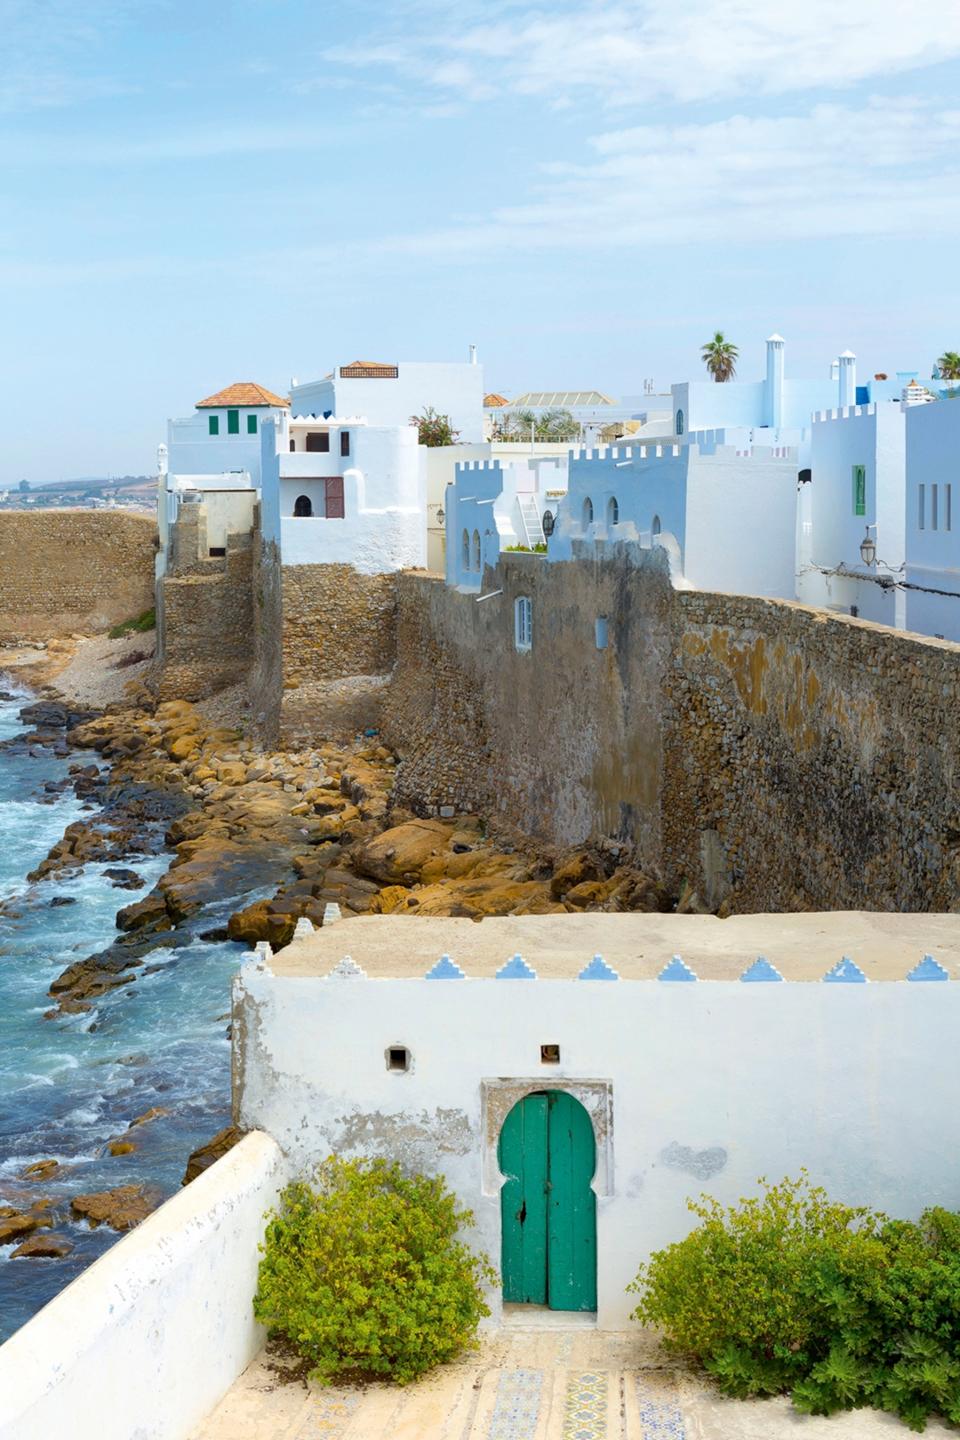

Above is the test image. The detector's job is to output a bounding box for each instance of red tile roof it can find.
[195,383,289,409]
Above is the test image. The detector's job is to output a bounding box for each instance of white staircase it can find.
[517,496,545,548]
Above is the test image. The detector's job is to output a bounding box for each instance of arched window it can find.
[289,438,296,452]
[472,530,481,571]
[676,409,684,435]
[582,497,594,528]
[607,496,619,527]
[293,495,313,517]
[651,514,661,536]
[462,529,470,570]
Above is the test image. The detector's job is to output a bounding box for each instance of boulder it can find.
[354,819,455,886]
[116,892,170,933]
[19,700,69,729]
[104,867,146,890]
[549,852,604,898]
[181,1126,246,1185]
[18,1159,61,1183]
[0,1213,38,1245]
[71,1183,163,1231]
[11,1232,73,1259]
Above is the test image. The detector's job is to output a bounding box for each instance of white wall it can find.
[167,408,286,485]
[801,404,906,626]
[684,446,798,597]
[235,967,960,1330]
[0,1131,286,1440]
[904,400,960,640]
[291,362,486,444]
[446,456,568,588]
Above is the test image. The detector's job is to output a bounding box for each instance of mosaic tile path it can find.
[192,1329,959,1439]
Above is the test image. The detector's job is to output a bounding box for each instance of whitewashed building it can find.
[165,381,289,484]
[446,454,568,590]
[290,356,486,445]
[259,412,426,571]
[547,438,799,598]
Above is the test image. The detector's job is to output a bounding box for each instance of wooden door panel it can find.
[498,1095,548,1304]
[546,1091,597,1312]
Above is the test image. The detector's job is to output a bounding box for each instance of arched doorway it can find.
[498,1090,597,1312]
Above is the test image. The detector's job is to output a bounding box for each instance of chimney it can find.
[838,350,856,407]
[765,333,785,428]
[469,345,478,366]
[157,442,168,477]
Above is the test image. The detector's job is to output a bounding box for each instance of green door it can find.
[498,1091,597,1312]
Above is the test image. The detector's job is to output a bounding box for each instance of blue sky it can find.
[3,0,960,481]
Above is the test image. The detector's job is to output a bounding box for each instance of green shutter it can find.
[227,409,240,434]
[208,415,219,436]
[853,465,866,516]
[247,414,258,434]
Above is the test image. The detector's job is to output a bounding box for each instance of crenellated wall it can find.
[383,545,960,912]
[0,511,156,639]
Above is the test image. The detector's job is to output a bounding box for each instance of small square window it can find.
[208,415,219,436]
[386,1045,411,1073]
[514,596,533,651]
[540,1043,560,1064]
[247,414,258,434]
[595,617,608,650]
[227,409,240,435]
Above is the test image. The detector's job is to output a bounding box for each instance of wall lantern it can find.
[859,527,877,567]
[436,505,445,527]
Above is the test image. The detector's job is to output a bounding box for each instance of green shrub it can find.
[108,607,156,639]
[253,1156,496,1385]
[629,1174,960,1431]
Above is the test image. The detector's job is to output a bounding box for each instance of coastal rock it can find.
[71,1183,163,1231]
[104,866,146,889]
[108,1140,136,1156]
[354,819,456,885]
[116,893,170,932]
[18,700,69,728]
[549,852,604,898]
[181,1125,246,1185]
[0,1213,39,1244]
[18,1159,61,1183]
[11,1232,73,1259]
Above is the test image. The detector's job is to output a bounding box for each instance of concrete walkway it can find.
[191,1328,954,1439]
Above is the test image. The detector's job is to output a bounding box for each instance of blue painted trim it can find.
[658,956,697,982]
[425,954,465,980]
[496,953,537,980]
[740,956,783,982]
[907,954,949,982]
[578,954,619,981]
[823,956,867,983]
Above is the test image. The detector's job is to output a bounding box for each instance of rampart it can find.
[383,546,960,912]
[0,511,156,639]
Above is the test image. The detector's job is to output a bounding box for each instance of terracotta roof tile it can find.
[196,382,289,409]
[484,393,511,406]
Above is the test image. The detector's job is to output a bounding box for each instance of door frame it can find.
[481,1078,613,1200]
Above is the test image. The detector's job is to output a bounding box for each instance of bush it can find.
[108,608,155,639]
[629,1174,960,1431]
[253,1157,496,1384]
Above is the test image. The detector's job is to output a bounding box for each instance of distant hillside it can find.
[27,475,156,494]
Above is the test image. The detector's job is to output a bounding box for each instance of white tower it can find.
[157,442,168,478]
[838,350,857,408]
[765,334,785,428]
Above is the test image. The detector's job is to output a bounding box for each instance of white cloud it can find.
[324,0,960,106]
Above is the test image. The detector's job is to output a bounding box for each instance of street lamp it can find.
[859,525,877,567]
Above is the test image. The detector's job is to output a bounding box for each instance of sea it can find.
[0,679,251,1344]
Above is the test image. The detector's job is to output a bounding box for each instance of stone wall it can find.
[0,511,156,639]
[156,505,255,701]
[384,545,960,912]
[278,565,399,746]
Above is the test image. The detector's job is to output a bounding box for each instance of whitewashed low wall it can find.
[0,1130,287,1440]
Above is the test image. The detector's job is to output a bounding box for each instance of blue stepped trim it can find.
[424,954,465,980]
[823,956,867,983]
[496,953,537,980]
[907,954,949,982]
[740,956,783,982]
[658,956,698,982]
[578,954,619,981]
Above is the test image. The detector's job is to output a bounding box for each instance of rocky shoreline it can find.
[0,644,690,1267]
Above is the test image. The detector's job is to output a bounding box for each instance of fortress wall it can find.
[0,511,156,639]
[156,534,255,701]
[385,547,960,912]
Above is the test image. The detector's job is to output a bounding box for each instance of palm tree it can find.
[937,351,960,382]
[701,332,739,383]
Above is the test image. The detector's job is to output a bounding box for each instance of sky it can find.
[2,0,960,481]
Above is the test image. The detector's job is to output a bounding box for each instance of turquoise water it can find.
[0,682,251,1342]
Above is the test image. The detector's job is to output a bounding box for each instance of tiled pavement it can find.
[192,1328,955,1439]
